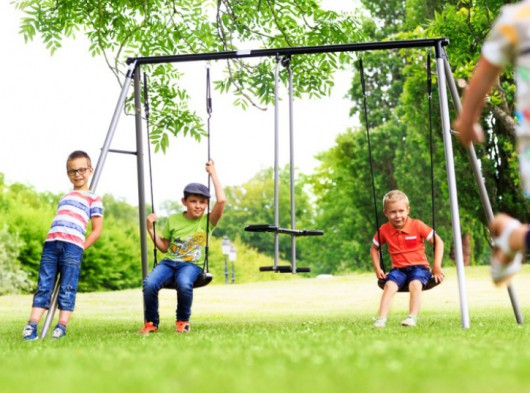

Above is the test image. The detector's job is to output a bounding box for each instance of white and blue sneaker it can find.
[23,323,38,341]
[52,324,66,339]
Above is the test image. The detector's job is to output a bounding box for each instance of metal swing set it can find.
[39,38,523,338]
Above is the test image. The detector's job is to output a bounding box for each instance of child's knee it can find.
[408,280,423,291]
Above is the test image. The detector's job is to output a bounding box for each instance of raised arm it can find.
[206,160,226,227]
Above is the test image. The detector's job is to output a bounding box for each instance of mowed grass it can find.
[2,266,530,393]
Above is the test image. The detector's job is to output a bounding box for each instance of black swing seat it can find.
[162,272,213,290]
[377,276,440,292]
[245,224,324,237]
[259,265,311,273]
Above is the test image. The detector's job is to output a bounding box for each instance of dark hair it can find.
[67,150,92,168]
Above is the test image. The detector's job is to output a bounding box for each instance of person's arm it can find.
[84,215,103,250]
[429,233,444,283]
[371,244,387,279]
[146,213,170,253]
[206,160,226,227]
[453,56,504,146]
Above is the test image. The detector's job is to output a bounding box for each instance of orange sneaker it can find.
[176,321,190,333]
[138,321,158,334]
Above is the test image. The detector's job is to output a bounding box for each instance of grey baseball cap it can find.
[183,183,210,198]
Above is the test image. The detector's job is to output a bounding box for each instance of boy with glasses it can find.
[22,150,103,340]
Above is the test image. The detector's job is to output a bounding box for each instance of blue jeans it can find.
[143,259,202,326]
[32,241,84,311]
[386,265,432,290]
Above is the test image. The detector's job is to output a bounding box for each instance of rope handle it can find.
[360,58,385,272]
[143,71,158,267]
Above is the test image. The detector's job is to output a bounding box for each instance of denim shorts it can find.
[386,265,432,290]
[32,240,84,311]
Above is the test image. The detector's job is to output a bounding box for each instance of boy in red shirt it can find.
[371,190,444,328]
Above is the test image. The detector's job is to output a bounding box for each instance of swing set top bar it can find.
[126,38,449,66]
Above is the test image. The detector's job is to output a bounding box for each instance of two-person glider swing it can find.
[244,55,324,273]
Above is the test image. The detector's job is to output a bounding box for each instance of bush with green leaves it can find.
[0,225,32,295]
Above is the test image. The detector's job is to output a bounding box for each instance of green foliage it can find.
[0,225,32,295]
[0,183,58,278]
[214,166,315,263]
[0,174,298,293]
[79,195,143,291]
[13,0,363,151]
[195,237,298,284]
[426,0,530,221]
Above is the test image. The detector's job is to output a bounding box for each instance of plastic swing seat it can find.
[377,276,440,292]
[193,272,213,288]
[162,272,213,290]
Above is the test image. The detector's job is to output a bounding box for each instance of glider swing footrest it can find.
[260,266,311,273]
[245,224,324,236]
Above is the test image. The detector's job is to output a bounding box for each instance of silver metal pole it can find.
[133,67,149,280]
[273,58,281,269]
[443,51,523,324]
[287,61,297,273]
[436,46,471,328]
[39,279,59,339]
[91,61,137,190]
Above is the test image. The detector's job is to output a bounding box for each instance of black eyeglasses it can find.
[67,167,90,177]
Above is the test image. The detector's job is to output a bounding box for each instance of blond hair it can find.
[382,190,409,211]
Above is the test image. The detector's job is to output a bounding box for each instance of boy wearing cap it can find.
[139,160,225,334]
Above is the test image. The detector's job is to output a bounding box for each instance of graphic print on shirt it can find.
[169,231,207,262]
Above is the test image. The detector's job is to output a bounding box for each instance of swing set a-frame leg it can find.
[39,277,59,339]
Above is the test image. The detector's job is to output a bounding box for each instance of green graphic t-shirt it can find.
[162,213,214,264]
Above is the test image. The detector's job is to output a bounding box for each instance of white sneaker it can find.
[491,252,523,285]
[401,316,417,327]
[373,317,387,328]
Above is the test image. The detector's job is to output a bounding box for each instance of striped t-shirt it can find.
[45,190,104,249]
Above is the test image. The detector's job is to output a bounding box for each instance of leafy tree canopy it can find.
[14,0,363,151]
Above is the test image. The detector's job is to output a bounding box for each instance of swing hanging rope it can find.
[360,53,440,292]
[143,71,159,267]
[202,62,213,277]
[142,67,213,287]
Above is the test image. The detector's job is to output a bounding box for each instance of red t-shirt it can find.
[372,217,433,269]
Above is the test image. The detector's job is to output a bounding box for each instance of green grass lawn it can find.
[1,266,530,393]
